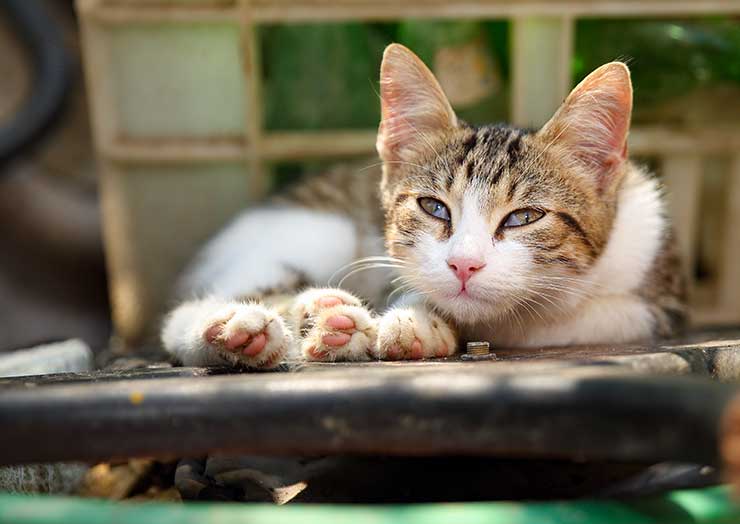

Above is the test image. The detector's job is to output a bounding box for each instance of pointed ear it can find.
[377,43,458,162]
[538,62,632,192]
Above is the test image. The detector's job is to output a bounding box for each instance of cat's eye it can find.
[418,197,451,222]
[502,208,545,228]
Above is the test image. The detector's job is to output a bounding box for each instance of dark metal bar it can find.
[0,365,734,466]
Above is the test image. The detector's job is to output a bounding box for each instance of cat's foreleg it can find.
[162,207,363,367]
[373,305,458,360]
[161,298,293,368]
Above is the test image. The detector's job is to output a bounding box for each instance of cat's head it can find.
[377,44,633,324]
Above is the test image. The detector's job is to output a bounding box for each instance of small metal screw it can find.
[461,341,496,361]
[466,341,490,355]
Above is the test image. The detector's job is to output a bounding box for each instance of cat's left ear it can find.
[538,62,632,193]
[377,44,458,163]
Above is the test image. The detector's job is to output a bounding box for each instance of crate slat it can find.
[95,127,740,163]
[511,16,573,128]
[660,155,702,294]
[78,2,118,151]
[86,0,740,24]
[718,155,740,320]
[105,138,247,163]
[237,0,266,200]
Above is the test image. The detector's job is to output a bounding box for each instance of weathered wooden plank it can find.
[86,0,740,24]
[238,1,269,199]
[96,127,740,164]
[630,126,740,156]
[77,0,118,152]
[260,130,379,159]
[105,137,247,163]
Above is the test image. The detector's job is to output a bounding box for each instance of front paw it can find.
[300,304,377,362]
[202,303,293,368]
[290,288,376,361]
[374,307,457,360]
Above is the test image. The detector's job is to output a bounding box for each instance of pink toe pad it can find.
[322,333,351,347]
[326,315,355,330]
[386,345,401,360]
[410,339,424,360]
[225,330,250,350]
[318,296,343,308]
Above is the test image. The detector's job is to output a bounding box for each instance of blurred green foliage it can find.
[261,23,391,130]
[261,21,510,130]
[575,18,740,107]
[261,18,740,131]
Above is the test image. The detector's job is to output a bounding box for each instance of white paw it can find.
[289,288,376,361]
[374,307,457,360]
[300,304,377,361]
[202,302,293,368]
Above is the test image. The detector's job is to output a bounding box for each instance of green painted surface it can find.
[0,486,738,524]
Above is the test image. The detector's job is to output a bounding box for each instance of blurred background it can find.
[1,0,740,360]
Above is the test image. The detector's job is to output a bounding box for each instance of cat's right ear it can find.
[377,44,458,163]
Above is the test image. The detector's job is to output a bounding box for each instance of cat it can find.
[161,44,686,368]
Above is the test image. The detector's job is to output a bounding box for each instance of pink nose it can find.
[447,257,486,284]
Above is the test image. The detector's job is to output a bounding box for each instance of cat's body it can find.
[162,45,685,368]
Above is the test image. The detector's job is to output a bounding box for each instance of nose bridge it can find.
[448,191,487,260]
[450,232,481,260]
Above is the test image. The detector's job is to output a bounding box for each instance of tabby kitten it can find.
[162,44,685,368]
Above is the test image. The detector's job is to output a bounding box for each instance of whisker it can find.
[336,264,403,288]
[328,256,407,287]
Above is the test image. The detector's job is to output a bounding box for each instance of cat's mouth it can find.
[449,284,486,303]
[455,286,470,298]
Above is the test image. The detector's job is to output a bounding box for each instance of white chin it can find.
[430,293,490,324]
